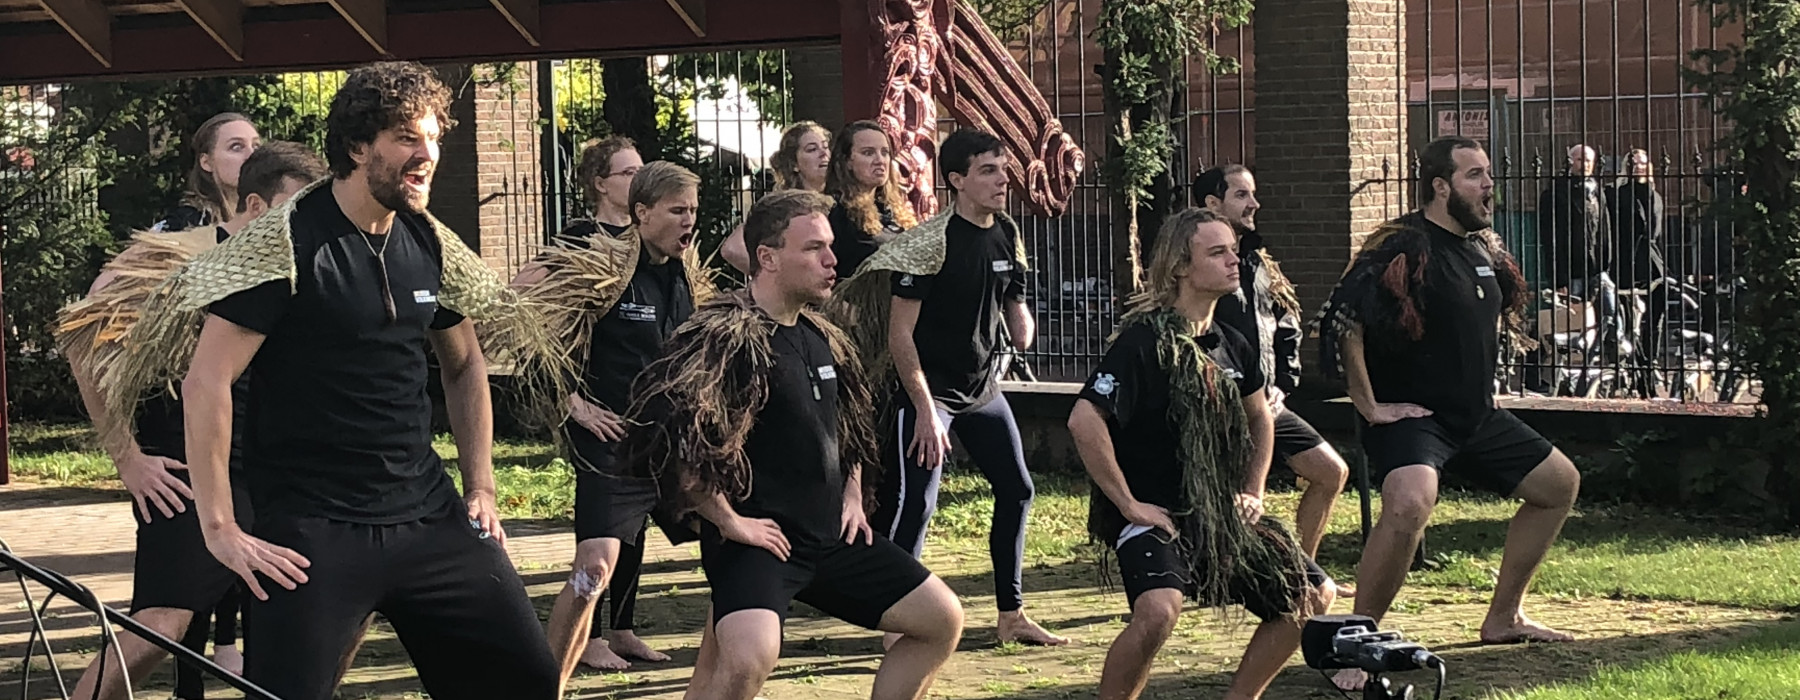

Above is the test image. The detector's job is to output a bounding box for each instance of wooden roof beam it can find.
[35,0,111,67]
[664,0,704,37]
[327,0,388,55]
[174,0,245,61]
[488,0,541,47]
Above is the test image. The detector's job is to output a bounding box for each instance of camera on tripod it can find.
[1302,614,1446,700]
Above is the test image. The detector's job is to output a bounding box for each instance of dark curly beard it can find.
[1448,189,1492,232]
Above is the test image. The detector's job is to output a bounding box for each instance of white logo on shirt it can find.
[899,274,915,287]
[992,259,1014,272]
[618,302,657,322]
[412,290,437,303]
[817,365,838,380]
[1225,368,1244,381]
[1475,265,1496,277]
[1092,373,1118,396]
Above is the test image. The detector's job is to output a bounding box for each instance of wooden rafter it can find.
[174,0,245,61]
[663,0,704,37]
[488,0,541,47]
[35,0,111,67]
[327,0,388,55]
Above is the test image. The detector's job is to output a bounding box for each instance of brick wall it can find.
[432,62,545,279]
[1253,0,1406,343]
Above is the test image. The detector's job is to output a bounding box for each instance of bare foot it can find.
[1480,614,1574,645]
[1335,582,1357,599]
[578,639,631,670]
[212,644,243,676]
[1332,668,1366,692]
[605,630,670,663]
[997,611,1071,646]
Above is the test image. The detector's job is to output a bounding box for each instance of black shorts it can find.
[572,442,658,544]
[1361,409,1554,497]
[130,471,252,614]
[1274,408,1327,461]
[244,501,558,700]
[701,534,933,630]
[1115,528,1328,623]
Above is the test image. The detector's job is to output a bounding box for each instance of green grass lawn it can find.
[1496,621,1800,700]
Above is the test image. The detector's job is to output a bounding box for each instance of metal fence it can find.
[1363,0,1748,402]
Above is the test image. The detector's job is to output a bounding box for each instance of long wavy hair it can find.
[824,120,918,236]
[177,112,256,223]
[769,121,829,191]
[1127,208,1229,315]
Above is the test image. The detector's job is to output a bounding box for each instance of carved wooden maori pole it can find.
[860,0,1084,218]
[871,0,949,217]
[941,1,1085,217]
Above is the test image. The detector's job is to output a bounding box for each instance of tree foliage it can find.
[1690,0,1800,526]
[1095,0,1252,296]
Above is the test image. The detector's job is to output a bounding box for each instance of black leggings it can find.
[873,392,1034,611]
[174,590,244,699]
[588,520,646,636]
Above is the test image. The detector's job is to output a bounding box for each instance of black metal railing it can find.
[0,539,282,700]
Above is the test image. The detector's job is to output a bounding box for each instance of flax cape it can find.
[826,207,1031,393]
[1312,212,1532,380]
[617,290,881,544]
[95,178,555,429]
[478,226,719,461]
[1093,306,1310,617]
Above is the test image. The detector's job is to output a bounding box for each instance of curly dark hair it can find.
[325,61,456,178]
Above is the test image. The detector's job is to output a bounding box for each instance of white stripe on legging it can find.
[888,407,908,541]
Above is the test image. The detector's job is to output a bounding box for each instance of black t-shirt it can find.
[1078,321,1263,538]
[891,214,1027,413]
[828,200,901,278]
[570,247,694,466]
[208,186,467,524]
[1363,218,1502,428]
[154,204,211,232]
[135,226,250,469]
[558,218,630,240]
[734,318,845,548]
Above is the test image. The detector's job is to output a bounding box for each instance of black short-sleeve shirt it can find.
[1363,219,1503,429]
[1078,321,1262,536]
[568,247,694,469]
[733,318,845,549]
[891,214,1027,413]
[558,218,629,241]
[828,200,902,279]
[134,226,249,469]
[207,185,466,524]
[153,204,211,232]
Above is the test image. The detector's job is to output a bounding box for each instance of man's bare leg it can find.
[683,609,781,700]
[1223,584,1336,700]
[70,607,194,700]
[872,575,964,700]
[1097,589,1182,700]
[1286,444,1350,559]
[546,537,620,692]
[1334,465,1437,691]
[1481,451,1580,644]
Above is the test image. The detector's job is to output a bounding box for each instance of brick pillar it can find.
[434,65,480,249]
[1253,0,1405,352]
[469,63,544,278]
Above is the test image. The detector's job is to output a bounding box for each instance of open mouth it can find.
[403,172,429,188]
[676,233,695,248]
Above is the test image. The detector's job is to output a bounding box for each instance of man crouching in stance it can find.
[1068,209,1335,700]
[620,189,964,700]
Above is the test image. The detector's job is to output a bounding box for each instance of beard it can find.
[1447,189,1492,232]
[369,151,430,214]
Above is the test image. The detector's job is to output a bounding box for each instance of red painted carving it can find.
[943,1,1084,217]
[872,0,947,217]
[867,0,1084,218]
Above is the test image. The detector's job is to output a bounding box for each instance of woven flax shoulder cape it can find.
[94,178,552,428]
[617,290,880,542]
[1101,306,1310,616]
[1311,212,1532,380]
[826,207,1030,390]
[478,227,720,437]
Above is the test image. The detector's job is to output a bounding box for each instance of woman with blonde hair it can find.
[153,112,261,231]
[824,119,918,278]
[721,120,832,272]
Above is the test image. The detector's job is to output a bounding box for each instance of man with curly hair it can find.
[1316,136,1580,691]
[177,62,558,698]
[620,189,964,700]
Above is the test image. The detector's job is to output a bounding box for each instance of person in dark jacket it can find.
[1606,149,1666,291]
[1194,166,1350,593]
[1538,144,1623,361]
